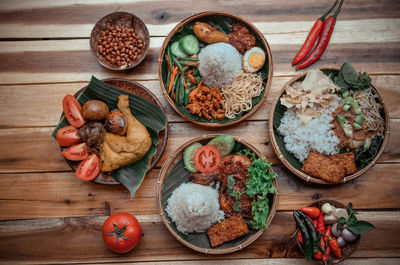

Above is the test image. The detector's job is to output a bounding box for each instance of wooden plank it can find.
[0,211,398,263]
[1,74,398,128]
[0,0,399,38]
[0,39,400,84]
[0,163,399,220]
[0,119,398,173]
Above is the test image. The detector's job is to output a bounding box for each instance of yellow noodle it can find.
[222,72,263,119]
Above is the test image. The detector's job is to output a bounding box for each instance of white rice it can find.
[278,98,340,163]
[166,182,224,234]
[198,42,243,88]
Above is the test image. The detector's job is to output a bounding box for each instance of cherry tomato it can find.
[102,212,142,253]
[193,145,222,174]
[62,143,89,161]
[75,154,100,181]
[56,125,81,147]
[62,94,85,128]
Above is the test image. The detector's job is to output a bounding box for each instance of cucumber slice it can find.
[170,41,187,58]
[179,35,199,55]
[183,142,202,172]
[207,135,235,157]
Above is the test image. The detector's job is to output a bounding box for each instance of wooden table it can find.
[0,0,399,264]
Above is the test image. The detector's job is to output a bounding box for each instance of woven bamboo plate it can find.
[158,11,273,127]
[295,200,360,264]
[60,78,168,185]
[269,67,390,185]
[156,135,278,254]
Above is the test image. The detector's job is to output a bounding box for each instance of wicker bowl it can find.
[295,200,361,264]
[158,11,273,127]
[156,135,278,254]
[59,78,168,185]
[269,67,390,185]
[90,12,150,71]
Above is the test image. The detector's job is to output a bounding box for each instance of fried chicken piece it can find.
[100,95,151,172]
[330,152,357,175]
[301,151,345,184]
[189,172,217,186]
[207,215,249,247]
[219,191,234,213]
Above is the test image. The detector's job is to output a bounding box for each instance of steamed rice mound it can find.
[278,98,341,163]
[198,42,243,88]
[166,182,224,234]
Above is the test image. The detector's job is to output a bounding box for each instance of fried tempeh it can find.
[301,151,345,184]
[329,152,357,175]
[207,215,249,247]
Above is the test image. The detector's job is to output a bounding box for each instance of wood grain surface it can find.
[0,0,399,264]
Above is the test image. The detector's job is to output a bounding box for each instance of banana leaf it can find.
[52,76,167,197]
[273,70,385,171]
[161,15,269,124]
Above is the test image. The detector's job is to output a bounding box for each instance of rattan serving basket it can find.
[156,135,278,254]
[158,11,273,127]
[269,67,390,185]
[295,200,361,264]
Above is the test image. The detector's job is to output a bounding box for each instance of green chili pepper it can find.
[294,211,312,260]
[297,211,319,254]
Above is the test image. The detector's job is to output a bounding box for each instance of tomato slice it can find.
[62,94,86,128]
[62,143,89,161]
[75,154,100,181]
[56,125,81,147]
[193,145,222,174]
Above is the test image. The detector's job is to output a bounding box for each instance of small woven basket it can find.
[156,134,278,254]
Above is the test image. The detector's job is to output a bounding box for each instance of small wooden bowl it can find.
[90,12,150,71]
[269,67,390,185]
[295,200,361,264]
[156,135,278,254]
[60,78,168,185]
[158,11,273,127]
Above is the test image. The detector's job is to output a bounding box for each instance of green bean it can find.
[170,55,183,71]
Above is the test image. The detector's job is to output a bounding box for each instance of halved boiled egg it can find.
[242,47,266,73]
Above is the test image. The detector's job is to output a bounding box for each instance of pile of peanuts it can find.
[97,25,144,67]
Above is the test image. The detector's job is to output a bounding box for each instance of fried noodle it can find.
[354,88,385,135]
[222,72,263,119]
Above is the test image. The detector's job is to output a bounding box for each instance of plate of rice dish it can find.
[156,135,278,254]
[269,62,389,184]
[158,11,273,127]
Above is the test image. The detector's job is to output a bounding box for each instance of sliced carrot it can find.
[189,80,202,101]
[168,66,179,94]
[188,73,196,84]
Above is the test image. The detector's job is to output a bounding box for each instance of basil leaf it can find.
[341,61,359,85]
[347,221,375,235]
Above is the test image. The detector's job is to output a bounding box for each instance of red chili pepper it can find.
[301,207,321,219]
[316,212,325,234]
[292,0,338,65]
[296,0,345,70]
[325,225,343,259]
[323,246,331,264]
[297,230,304,244]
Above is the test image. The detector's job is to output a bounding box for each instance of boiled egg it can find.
[242,47,266,73]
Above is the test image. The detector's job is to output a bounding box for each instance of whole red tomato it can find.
[102,212,142,253]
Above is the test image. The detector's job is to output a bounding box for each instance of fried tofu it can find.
[207,215,249,247]
[329,152,357,175]
[301,151,345,184]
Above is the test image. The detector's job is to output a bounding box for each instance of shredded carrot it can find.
[189,80,202,101]
[188,73,196,84]
[183,77,187,87]
[168,66,178,93]
[183,62,200,67]
[173,92,176,100]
